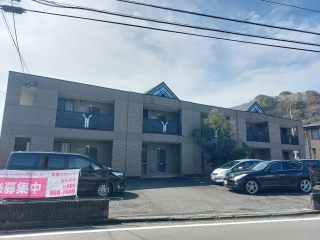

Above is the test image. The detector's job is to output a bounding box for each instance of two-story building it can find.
[304,121,320,159]
[0,72,306,176]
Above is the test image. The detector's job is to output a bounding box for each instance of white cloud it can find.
[0,0,319,124]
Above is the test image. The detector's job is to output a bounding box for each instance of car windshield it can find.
[249,161,270,171]
[220,160,241,169]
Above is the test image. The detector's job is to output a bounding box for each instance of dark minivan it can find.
[224,160,317,195]
[5,152,126,197]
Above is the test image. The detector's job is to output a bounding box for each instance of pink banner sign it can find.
[0,169,80,198]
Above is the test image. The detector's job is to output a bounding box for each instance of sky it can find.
[0,0,320,119]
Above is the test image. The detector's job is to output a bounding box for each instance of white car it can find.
[211,159,262,184]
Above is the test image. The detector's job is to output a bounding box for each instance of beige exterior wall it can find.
[0,71,307,176]
[249,148,271,160]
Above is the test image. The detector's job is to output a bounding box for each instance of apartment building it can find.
[304,122,320,159]
[0,72,306,176]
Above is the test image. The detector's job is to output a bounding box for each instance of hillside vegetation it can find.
[254,90,320,125]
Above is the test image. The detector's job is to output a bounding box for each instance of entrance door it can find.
[158,149,166,172]
[282,152,289,160]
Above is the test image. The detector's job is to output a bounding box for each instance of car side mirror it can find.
[266,168,272,172]
[238,167,243,170]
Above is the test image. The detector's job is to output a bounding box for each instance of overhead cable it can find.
[261,0,320,13]
[117,0,320,36]
[12,5,25,72]
[24,0,320,47]
[1,9,29,73]
[20,8,320,53]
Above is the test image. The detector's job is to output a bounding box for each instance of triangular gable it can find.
[144,82,179,99]
[231,101,265,114]
[248,102,265,114]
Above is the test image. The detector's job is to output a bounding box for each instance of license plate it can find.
[223,180,227,186]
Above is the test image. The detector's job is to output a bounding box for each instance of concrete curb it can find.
[106,209,320,224]
[1,209,320,231]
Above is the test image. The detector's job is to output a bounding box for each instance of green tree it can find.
[287,101,305,111]
[308,96,320,105]
[254,95,276,108]
[306,90,320,99]
[279,91,292,97]
[192,109,249,169]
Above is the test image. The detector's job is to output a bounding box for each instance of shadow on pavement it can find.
[125,177,212,191]
[110,191,138,200]
[229,188,311,196]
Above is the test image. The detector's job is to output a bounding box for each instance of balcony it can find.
[143,119,181,135]
[281,134,299,145]
[56,110,114,131]
[246,130,270,143]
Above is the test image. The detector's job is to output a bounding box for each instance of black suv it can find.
[224,160,317,195]
[5,152,126,197]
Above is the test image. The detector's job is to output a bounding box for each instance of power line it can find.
[261,0,320,13]
[19,8,320,53]
[25,0,320,47]
[1,9,29,73]
[117,0,320,36]
[11,2,25,72]
[244,4,272,22]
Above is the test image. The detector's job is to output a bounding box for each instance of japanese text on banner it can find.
[0,169,80,198]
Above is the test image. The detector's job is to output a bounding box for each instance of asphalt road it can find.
[1,215,320,239]
[109,177,320,218]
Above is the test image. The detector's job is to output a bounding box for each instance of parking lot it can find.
[109,177,320,218]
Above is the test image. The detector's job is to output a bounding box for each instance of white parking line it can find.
[1,217,320,239]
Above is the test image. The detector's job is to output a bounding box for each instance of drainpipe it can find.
[305,128,311,159]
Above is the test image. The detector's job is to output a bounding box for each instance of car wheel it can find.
[96,182,109,197]
[244,180,259,195]
[299,178,312,193]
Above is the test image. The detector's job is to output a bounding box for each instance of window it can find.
[153,87,174,98]
[14,137,31,151]
[267,162,282,171]
[53,142,71,152]
[311,129,320,139]
[251,105,263,114]
[57,98,75,111]
[91,162,101,170]
[234,161,253,170]
[20,86,36,106]
[39,155,65,169]
[304,160,320,168]
[282,162,302,170]
[68,157,91,169]
[10,154,36,167]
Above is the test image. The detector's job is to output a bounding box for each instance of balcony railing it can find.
[56,110,114,131]
[143,119,181,135]
[281,134,299,145]
[246,130,270,142]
